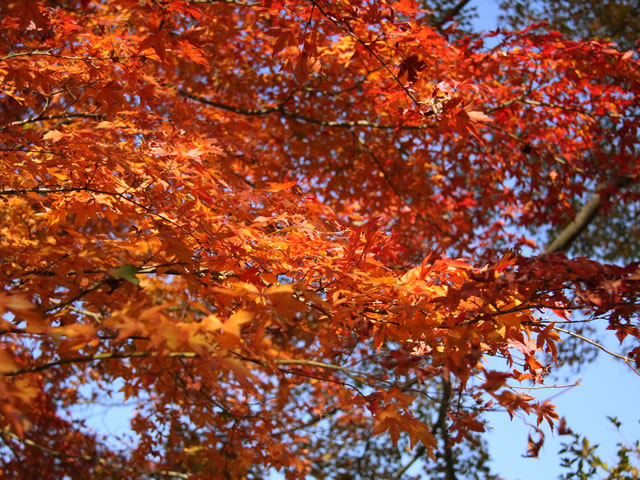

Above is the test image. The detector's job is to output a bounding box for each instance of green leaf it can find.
[110,264,140,286]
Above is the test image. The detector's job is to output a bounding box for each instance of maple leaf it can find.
[525,427,545,458]
[536,400,559,429]
[110,264,141,286]
[397,54,427,83]
[466,110,492,123]
[178,40,210,69]
[481,371,512,392]
[42,129,65,143]
[10,0,50,32]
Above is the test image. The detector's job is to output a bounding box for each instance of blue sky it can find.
[485,346,639,479]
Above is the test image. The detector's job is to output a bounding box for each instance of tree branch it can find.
[176,87,433,130]
[545,175,631,253]
[4,349,374,383]
[1,112,105,130]
[435,0,472,30]
[188,0,260,6]
[0,429,190,479]
[393,373,456,480]
[439,374,457,480]
[0,50,108,62]
[3,351,198,377]
[553,326,640,376]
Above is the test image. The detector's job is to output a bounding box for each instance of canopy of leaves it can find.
[0,0,638,478]
[499,0,640,264]
[497,0,640,375]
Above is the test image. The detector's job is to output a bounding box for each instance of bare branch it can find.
[553,325,640,376]
[188,0,260,6]
[435,0,472,30]
[3,351,198,377]
[177,88,433,130]
[0,429,190,479]
[546,176,632,253]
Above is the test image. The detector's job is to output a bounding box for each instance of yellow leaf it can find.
[223,310,252,338]
[202,314,223,332]
[50,323,96,340]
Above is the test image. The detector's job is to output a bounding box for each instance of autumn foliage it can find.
[0,0,639,478]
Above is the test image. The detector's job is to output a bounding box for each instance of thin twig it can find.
[1,112,105,130]
[0,429,190,479]
[0,50,109,62]
[307,0,421,107]
[348,129,448,236]
[434,0,471,30]
[3,351,199,377]
[188,0,260,6]
[553,326,640,376]
[177,87,433,130]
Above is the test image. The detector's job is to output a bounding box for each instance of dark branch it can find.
[545,175,631,254]
[435,0,472,30]
[3,351,199,377]
[0,429,190,478]
[176,88,433,130]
